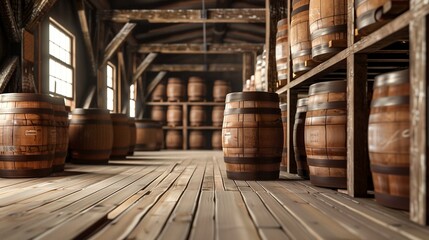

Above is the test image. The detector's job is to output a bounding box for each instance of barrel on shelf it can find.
[188,77,206,102]
[189,106,206,127]
[222,92,283,180]
[280,103,288,171]
[355,0,409,35]
[309,0,347,61]
[305,81,347,188]
[151,105,166,124]
[189,130,205,149]
[167,105,182,127]
[166,130,183,149]
[51,97,69,172]
[368,69,409,210]
[212,130,222,150]
[291,0,316,76]
[276,18,289,85]
[135,119,163,151]
[151,81,166,102]
[212,106,224,127]
[0,93,55,177]
[213,80,231,102]
[69,108,113,164]
[167,78,185,102]
[128,118,136,155]
[294,98,309,179]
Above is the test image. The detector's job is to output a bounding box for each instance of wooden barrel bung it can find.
[211,106,224,127]
[309,0,347,61]
[294,98,310,179]
[151,81,166,102]
[166,77,185,102]
[128,118,136,155]
[151,105,166,124]
[166,105,182,127]
[110,113,131,159]
[135,119,163,151]
[69,108,113,164]
[222,92,283,180]
[291,0,317,76]
[187,76,206,102]
[355,0,409,35]
[369,69,409,210]
[280,103,288,171]
[276,18,289,85]
[212,130,222,150]
[189,106,206,127]
[51,97,69,172]
[213,80,231,102]
[0,93,55,178]
[305,80,347,188]
[189,130,205,149]
[165,130,183,149]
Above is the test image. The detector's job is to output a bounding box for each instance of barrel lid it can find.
[0,93,53,103]
[297,98,308,107]
[280,103,288,111]
[308,80,347,96]
[72,108,110,115]
[277,18,288,28]
[374,69,409,88]
[226,91,279,103]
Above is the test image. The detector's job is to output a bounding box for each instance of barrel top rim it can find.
[0,93,54,102]
[72,108,110,115]
[297,98,309,106]
[374,69,409,87]
[226,91,279,102]
[280,103,288,111]
[308,80,347,95]
[277,18,289,27]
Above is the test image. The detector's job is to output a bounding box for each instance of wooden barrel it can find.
[151,82,166,102]
[355,0,409,35]
[276,18,288,84]
[51,97,69,172]
[369,69,409,210]
[222,92,283,180]
[187,77,206,102]
[291,0,316,76]
[69,108,113,164]
[128,118,136,155]
[110,113,130,159]
[166,77,185,102]
[280,104,288,171]
[305,81,347,188]
[167,105,182,127]
[213,80,231,102]
[189,130,205,149]
[135,119,163,151]
[165,130,183,149]
[309,0,347,61]
[293,98,309,179]
[0,93,55,177]
[212,106,224,127]
[189,106,206,127]
[212,130,222,150]
[151,105,166,124]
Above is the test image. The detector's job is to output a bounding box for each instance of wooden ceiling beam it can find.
[76,0,97,76]
[101,8,265,23]
[100,22,136,68]
[0,57,19,93]
[132,53,158,84]
[148,64,241,72]
[25,0,58,31]
[0,0,20,42]
[134,43,263,54]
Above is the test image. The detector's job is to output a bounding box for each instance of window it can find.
[48,20,74,98]
[130,84,136,117]
[106,63,115,112]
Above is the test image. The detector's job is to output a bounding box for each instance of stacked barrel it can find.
[276,19,288,88]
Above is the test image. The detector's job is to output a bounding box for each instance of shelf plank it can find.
[147,102,225,106]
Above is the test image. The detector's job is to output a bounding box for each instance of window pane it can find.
[106,65,113,87]
[130,99,135,117]
[107,88,114,111]
[130,84,135,100]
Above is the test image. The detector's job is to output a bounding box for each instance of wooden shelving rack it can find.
[266,0,429,225]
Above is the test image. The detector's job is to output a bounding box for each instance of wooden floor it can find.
[0,151,428,239]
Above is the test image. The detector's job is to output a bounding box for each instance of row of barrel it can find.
[165,130,222,150]
[276,0,409,78]
[151,105,224,127]
[152,77,231,102]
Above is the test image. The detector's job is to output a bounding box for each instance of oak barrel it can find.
[280,104,288,171]
[110,113,131,159]
[276,18,289,84]
[167,77,185,102]
[189,130,205,149]
[309,0,347,61]
[151,106,166,124]
[293,98,309,179]
[69,108,113,164]
[305,81,347,188]
[135,119,163,151]
[222,92,283,180]
[369,69,409,210]
[213,80,231,102]
[128,118,136,155]
[166,105,182,127]
[165,130,183,149]
[291,0,315,75]
[151,82,166,102]
[189,106,206,127]
[187,77,206,102]
[51,97,69,172]
[355,0,409,35]
[212,106,224,127]
[212,130,222,150]
[0,93,55,177]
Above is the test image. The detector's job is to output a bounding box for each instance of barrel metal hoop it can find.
[307,101,347,111]
[0,154,54,162]
[356,9,378,30]
[309,81,347,95]
[374,192,409,210]
[291,4,309,17]
[0,108,53,115]
[310,24,347,41]
[70,119,112,125]
[0,94,53,102]
[374,69,409,87]
[136,123,162,128]
[371,164,409,176]
[297,98,309,107]
[280,104,288,111]
[226,92,279,102]
[291,49,311,59]
[293,63,312,74]
[71,149,112,155]
[224,157,281,164]
[224,108,281,116]
[371,96,409,107]
[307,158,347,168]
[312,44,346,59]
[0,168,52,178]
[72,108,110,115]
[309,175,347,188]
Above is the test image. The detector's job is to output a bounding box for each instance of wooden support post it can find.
[287,89,298,174]
[410,0,429,225]
[132,53,158,85]
[76,0,97,77]
[96,15,107,109]
[100,23,136,68]
[0,56,18,93]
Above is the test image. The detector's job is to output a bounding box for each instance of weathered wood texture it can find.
[148,64,242,72]
[100,23,136,68]
[132,53,158,84]
[76,0,97,76]
[24,0,58,30]
[0,57,19,93]
[0,0,20,42]
[135,43,263,54]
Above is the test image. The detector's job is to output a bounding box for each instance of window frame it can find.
[106,62,116,112]
[129,83,136,118]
